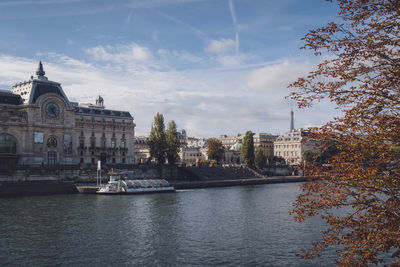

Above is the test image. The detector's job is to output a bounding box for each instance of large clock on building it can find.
[45,102,60,118]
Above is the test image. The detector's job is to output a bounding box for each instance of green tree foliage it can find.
[254,148,266,169]
[241,131,255,168]
[207,138,224,162]
[165,120,180,165]
[148,113,167,165]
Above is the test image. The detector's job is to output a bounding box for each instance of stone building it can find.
[133,136,151,164]
[273,110,314,165]
[219,134,240,149]
[274,129,306,165]
[0,62,135,168]
[179,147,206,164]
[254,133,278,160]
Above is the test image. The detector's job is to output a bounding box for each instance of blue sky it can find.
[0,0,340,137]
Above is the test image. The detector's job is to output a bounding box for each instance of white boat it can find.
[96,172,175,194]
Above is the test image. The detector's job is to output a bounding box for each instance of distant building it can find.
[220,132,277,165]
[0,62,135,168]
[220,135,242,164]
[179,147,206,164]
[178,129,207,163]
[254,132,278,160]
[273,110,315,165]
[219,134,240,149]
[133,136,150,164]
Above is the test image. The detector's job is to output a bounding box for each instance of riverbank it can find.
[0,165,302,196]
[169,176,307,189]
[0,180,77,197]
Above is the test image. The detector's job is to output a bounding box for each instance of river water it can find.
[0,183,337,266]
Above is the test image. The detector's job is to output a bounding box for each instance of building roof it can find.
[75,106,133,118]
[275,129,307,142]
[12,62,71,107]
[230,142,242,151]
[0,89,22,105]
[30,82,65,104]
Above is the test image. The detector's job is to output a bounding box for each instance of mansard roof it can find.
[75,106,133,119]
[11,62,71,107]
[30,81,66,104]
[0,89,23,105]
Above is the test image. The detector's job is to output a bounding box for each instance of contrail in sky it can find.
[228,0,239,53]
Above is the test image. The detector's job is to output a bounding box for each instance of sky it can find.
[0,0,341,137]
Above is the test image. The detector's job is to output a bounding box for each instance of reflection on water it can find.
[0,183,336,266]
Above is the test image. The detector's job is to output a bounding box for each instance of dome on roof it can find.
[230,142,242,151]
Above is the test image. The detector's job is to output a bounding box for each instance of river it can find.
[0,182,338,266]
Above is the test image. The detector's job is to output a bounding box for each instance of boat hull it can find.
[96,187,175,195]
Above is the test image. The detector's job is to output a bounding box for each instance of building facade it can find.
[133,136,151,164]
[254,133,278,160]
[273,110,315,165]
[0,62,135,168]
[274,129,306,165]
[179,147,206,164]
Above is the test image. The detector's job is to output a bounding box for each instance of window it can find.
[47,136,57,148]
[90,138,96,148]
[0,134,17,154]
[47,151,57,165]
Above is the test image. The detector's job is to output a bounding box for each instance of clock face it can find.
[45,102,60,118]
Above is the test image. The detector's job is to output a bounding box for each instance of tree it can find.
[302,150,319,164]
[207,138,224,162]
[148,113,167,166]
[165,120,180,165]
[289,0,400,265]
[241,131,255,168]
[254,148,266,169]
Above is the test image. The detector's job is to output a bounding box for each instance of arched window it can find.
[0,134,17,154]
[47,136,58,148]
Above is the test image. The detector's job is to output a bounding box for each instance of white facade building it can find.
[273,110,316,165]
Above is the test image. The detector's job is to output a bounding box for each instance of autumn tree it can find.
[148,113,167,166]
[165,120,180,165]
[254,148,266,169]
[302,150,319,163]
[241,131,255,168]
[207,138,224,162]
[289,0,400,266]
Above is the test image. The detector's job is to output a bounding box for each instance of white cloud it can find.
[205,38,236,54]
[86,43,152,63]
[0,53,338,137]
[246,60,315,93]
[216,55,241,68]
[158,49,203,64]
